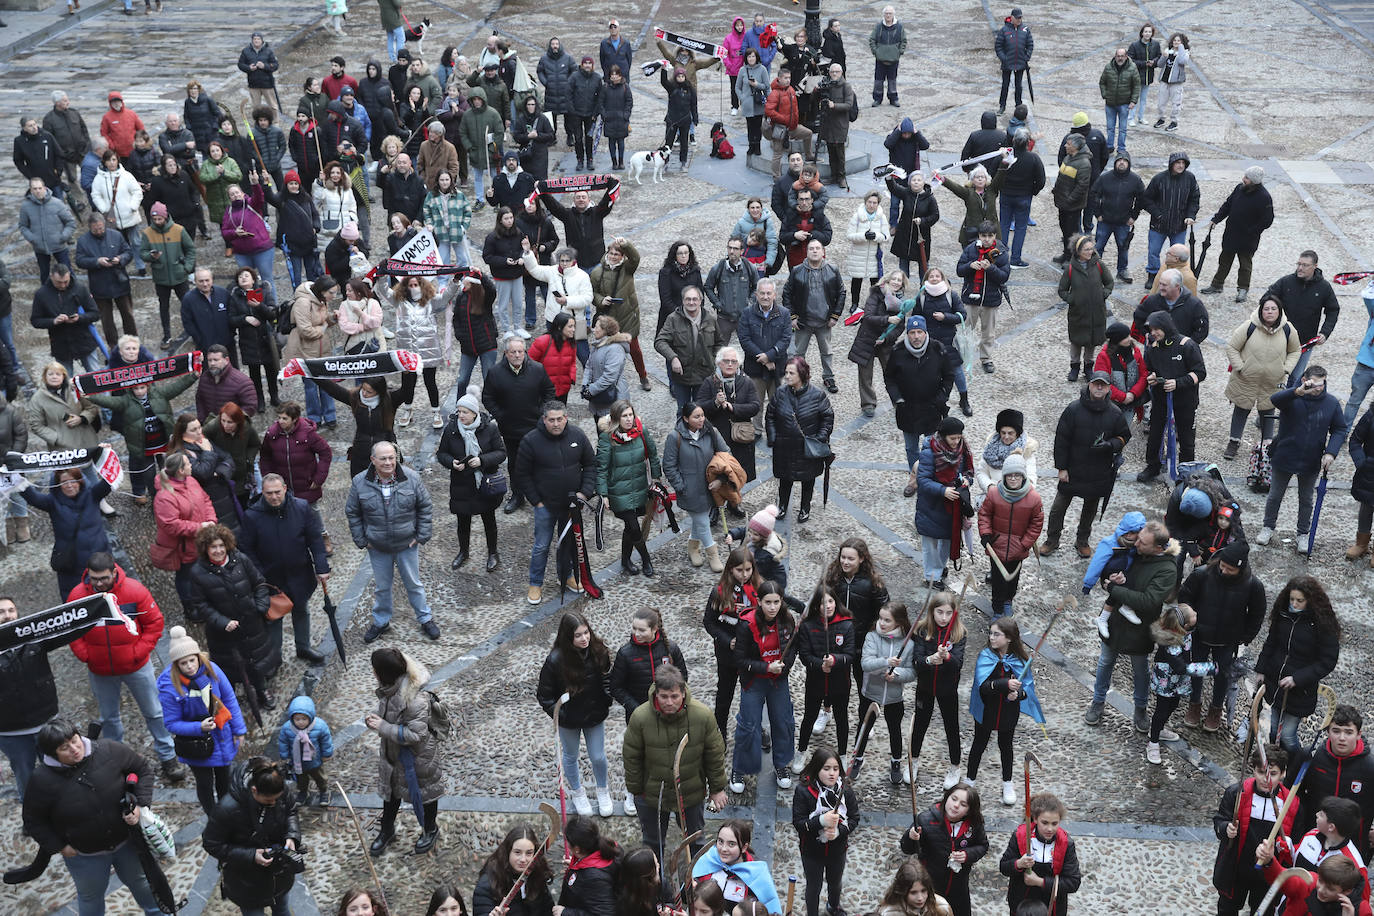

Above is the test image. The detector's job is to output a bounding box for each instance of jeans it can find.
[387,25,406,61]
[473,164,495,202]
[65,841,163,916]
[999,193,1032,263]
[790,326,834,381]
[732,676,795,774]
[88,660,175,761]
[1269,710,1301,756]
[529,504,575,587]
[1095,222,1132,273]
[873,59,899,102]
[241,894,293,916]
[0,731,37,800]
[1135,82,1152,122]
[1228,405,1276,442]
[1344,361,1374,426]
[493,278,522,335]
[234,247,277,300]
[301,379,336,424]
[1091,644,1150,709]
[920,536,948,581]
[523,277,545,327]
[0,313,17,366]
[35,247,72,285]
[560,722,608,791]
[1263,469,1319,534]
[686,509,714,549]
[902,431,923,470]
[455,349,497,395]
[668,377,695,410]
[1146,227,1187,274]
[367,545,433,626]
[1104,103,1131,150]
[285,248,322,285]
[437,239,470,269]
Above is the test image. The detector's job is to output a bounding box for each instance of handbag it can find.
[266,587,293,621]
[803,436,832,461]
[480,470,508,497]
[731,420,756,444]
[173,732,215,759]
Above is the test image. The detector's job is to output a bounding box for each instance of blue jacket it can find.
[1357,284,1374,370]
[743,26,778,69]
[1268,385,1349,476]
[969,647,1044,726]
[158,660,246,768]
[277,695,334,774]
[22,477,112,575]
[914,442,973,540]
[736,299,793,381]
[238,493,330,582]
[1082,511,1146,595]
[180,284,234,354]
[73,229,133,300]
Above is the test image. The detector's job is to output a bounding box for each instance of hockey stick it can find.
[337,782,387,908]
[498,803,562,911]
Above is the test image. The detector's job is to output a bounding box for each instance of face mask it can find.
[1288,603,1304,614]
[408,287,423,301]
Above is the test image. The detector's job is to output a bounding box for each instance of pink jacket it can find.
[150,476,216,569]
[722,19,747,76]
[220,184,273,255]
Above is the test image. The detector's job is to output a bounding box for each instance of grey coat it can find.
[583,332,630,410]
[663,418,729,514]
[19,191,76,255]
[345,465,434,554]
[817,79,857,145]
[375,655,444,802]
[735,63,771,118]
[704,257,758,322]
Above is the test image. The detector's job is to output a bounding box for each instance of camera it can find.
[264,845,307,876]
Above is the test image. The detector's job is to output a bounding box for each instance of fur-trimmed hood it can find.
[1150,616,1188,648]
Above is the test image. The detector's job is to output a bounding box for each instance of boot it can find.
[903,468,919,498]
[1346,532,1370,559]
[687,539,704,567]
[323,533,334,555]
[1081,361,1092,383]
[1184,702,1203,728]
[369,828,395,855]
[639,544,655,577]
[414,824,440,854]
[958,391,972,417]
[1203,706,1224,733]
[1223,438,1240,460]
[1066,362,1080,382]
[1144,271,1156,290]
[705,543,724,573]
[621,544,641,575]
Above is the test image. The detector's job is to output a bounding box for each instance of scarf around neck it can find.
[997,469,1031,502]
[457,414,485,486]
[982,433,1025,469]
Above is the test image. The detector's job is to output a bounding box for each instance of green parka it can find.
[622,684,726,806]
[84,374,196,455]
[596,417,661,512]
[1104,539,1180,654]
[1099,57,1142,107]
[1057,253,1115,349]
[139,221,197,288]
[589,241,642,337]
[458,89,507,173]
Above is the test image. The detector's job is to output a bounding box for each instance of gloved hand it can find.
[580,386,591,400]
[864,230,876,240]
[980,532,995,546]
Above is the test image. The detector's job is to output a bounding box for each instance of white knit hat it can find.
[456,384,482,417]
[167,625,201,664]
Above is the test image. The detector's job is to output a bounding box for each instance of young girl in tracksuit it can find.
[794,585,856,769]
[791,746,860,916]
[967,617,1043,808]
[911,591,968,791]
[901,782,989,916]
[608,607,687,814]
[823,537,890,698]
[704,547,762,740]
[855,602,916,785]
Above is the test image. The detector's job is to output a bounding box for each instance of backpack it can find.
[1246,441,1272,493]
[425,689,454,742]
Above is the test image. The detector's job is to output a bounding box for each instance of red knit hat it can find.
[284,170,301,184]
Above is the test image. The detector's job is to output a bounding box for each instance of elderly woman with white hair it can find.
[695,344,761,489]
[938,154,1008,246]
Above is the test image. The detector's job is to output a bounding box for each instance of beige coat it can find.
[1224,310,1300,411]
[283,282,332,360]
[1148,254,1197,295]
[25,385,100,451]
[376,655,444,802]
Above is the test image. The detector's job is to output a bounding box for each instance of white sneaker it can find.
[1096,615,1111,640]
[571,787,593,816]
[431,407,444,428]
[1158,726,1180,742]
[1118,605,1142,625]
[790,753,806,775]
[1146,741,1162,765]
[944,765,961,789]
[964,776,976,789]
[1001,780,1016,805]
[595,787,613,816]
[812,709,829,735]
[396,404,413,427]
[623,791,637,815]
[903,759,915,785]
[1295,534,1310,556]
[776,770,794,790]
[730,107,739,116]
[728,773,745,794]
[1256,526,1274,546]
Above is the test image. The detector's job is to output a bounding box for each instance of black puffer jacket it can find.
[1350,408,1374,506]
[1142,152,1201,236]
[886,176,939,262]
[1052,389,1131,500]
[228,283,278,366]
[885,337,955,437]
[608,633,688,714]
[796,611,856,679]
[451,272,500,357]
[1255,607,1339,718]
[513,421,597,508]
[960,112,1010,171]
[831,572,890,642]
[537,647,613,729]
[186,550,275,679]
[1133,291,1209,345]
[203,760,302,908]
[434,412,506,516]
[538,42,575,114]
[900,803,989,901]
[0,632,69,734]
[914,629,967,698]
[263,185,321,252]
[23,738,152,855]
[482,358,556,441]
[767,383,834,481]
[1090,154,1146,224]
[567,68,604,119]
[1179,563,1266,648]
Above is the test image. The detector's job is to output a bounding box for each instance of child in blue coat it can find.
[277,694,334,804]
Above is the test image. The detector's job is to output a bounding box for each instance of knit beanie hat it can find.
[749,504,779,538]
[1002,454,1027,478]
[150,202,168,219]
[167,625,201,664]
[1216,539,1249,569]
[340,221,359,241]
[1179,486,1212,518]
[937,416,965,438]
[1071,111,1089,128]
[456,384,482,416]
[1244,165,1265,185]
[1107,321,1132,344]
[284,169,301,185]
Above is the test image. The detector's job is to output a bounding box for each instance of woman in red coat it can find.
[529,310,578,398]
[976,453,1043,619]
[151,451,217,612]
[1094,322,1148,421]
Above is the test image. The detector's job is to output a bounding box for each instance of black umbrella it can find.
[320,581,346,667]
[122,776,183,914]
[1194,225,1214,277]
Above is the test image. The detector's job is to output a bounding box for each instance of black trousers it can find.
[745,115,763,155]
[457,511,498,555]
[665,122,691,165]
[989,556,1022,614]
[801,849,847,916]
[380,794,438,832]
[798,669,851,754]
[912,690,961,764]
[247,358,280,407]
[1045,488,1100,548]
[967,717,1016,781]
[568,114,596,163]
[264,568,317,659]
[154,280,190,338]
[1145,387,1198,472]
[614,507,649,563]
[1151,694,1181,742]
[397,367,439,407]
[855,696,904,759]
[999,69,1025,108]
[714,650,738,740]
[1058,208,1083,256]
[192,763,231,814]
[295,768,328,794]
[826,142,846,186]
[778,478,815,513]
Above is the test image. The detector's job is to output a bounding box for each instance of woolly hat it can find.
[906,314,927,331]
[1179,486,1212,518]
[167,625,201,664]
[283,169,301,185]
[150,201,168,219]
[581,55,594,64]
[340,85,356,97]
[396,48,412,62]
[900,117,914,133]
[1002,453,1027,478]
[340,221,359,241]
[1216,539,1249,569]
[749,504,779,538]
[1107,320,1132,343]
[1071,111,1089,128]
[504,149,520,164]
[1244,165,1265,185]
[994,408,1023,436]
[456,384,482,416]
[937,416,965,438]
[296,101,312,117]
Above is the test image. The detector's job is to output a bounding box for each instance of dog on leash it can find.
[627,146,671,184]
[404,17,432,55]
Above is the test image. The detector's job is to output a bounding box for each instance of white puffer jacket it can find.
[90,166,144,230]
[842,203,890,280]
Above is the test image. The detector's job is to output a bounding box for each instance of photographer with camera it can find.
[202,756,303,916]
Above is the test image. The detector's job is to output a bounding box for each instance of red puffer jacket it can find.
[66,565,164,676]
[528,333,578,398]
[977,485,1044,566]
[151,475,216,570]
[258,418,332,504]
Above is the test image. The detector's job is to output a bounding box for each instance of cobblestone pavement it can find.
[0,0,1371,913]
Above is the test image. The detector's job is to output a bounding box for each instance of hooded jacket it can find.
[1052,146,1093,211]
[537,41,575,113]
[203,760,302,907]
[21,475,111,576]
[187,549,275,673]
[1053,388,1132,500]
[23,738,152,856]
[1090,153,1146,224]
[1058,251,1114,347]
[239,491,330,582]
[98,93,144,158]
[1104,540,1180,654]
[960,111,1010,169]
[159,658,246,767]
[276,695,334,773]
[1143,152,1201,236]
[1082,511,1145,594]
[64,564,162,675]
[1225,310,1300,412]
[623,683,725,806]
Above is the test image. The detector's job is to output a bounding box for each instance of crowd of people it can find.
[2,2,1373,916]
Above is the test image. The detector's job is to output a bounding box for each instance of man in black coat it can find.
[22,717,164,913]
[30,263,100,375]
[1200,166,1274,303]
[485,152,537,212]
[1177,540,1265,730]
[14,117,64,195]
[1141,151,1200,287]
[43,92,92,198]
[1090,150,1146,283]
[1044,371,1131,554]
[72,213,135,346]
[1137,310,1206,482]
[238,475,329,666]
[540,178,620,268]
[960,110,1010,173]
[1057,113,1109,233]
[885,315,955,488]
[482,335,556,513]
[1133,268,1208,343]
[1264,249,1340,385]
[513,400,596,604]
[321,100,367,163]
[378,153,425,222]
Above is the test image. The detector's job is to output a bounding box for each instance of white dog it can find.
[627,146,671,184]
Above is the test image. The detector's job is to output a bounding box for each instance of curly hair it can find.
[1270,576,1340,638]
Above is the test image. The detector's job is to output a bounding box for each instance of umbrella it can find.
[1025,68,1035,104]
[122,777,182,914]
[1165,391,1178,482]
[1194,226,1214,277]
[320,581,346,666]
[1306,472,1328,558]
[1187,226,1196,273]
[226,645,263,728]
